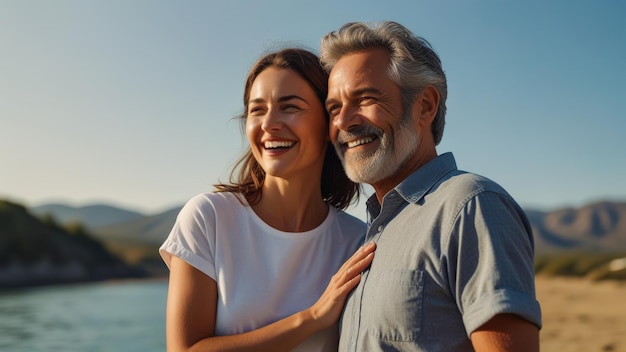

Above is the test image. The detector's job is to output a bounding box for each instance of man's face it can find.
[326,48,418,187]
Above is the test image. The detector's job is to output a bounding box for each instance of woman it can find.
[159,48,375,351]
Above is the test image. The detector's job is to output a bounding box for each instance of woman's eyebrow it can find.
[249,95,308,105]
[278,95,307,103]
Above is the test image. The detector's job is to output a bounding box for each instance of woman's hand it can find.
[307,242,376,329]
[166,242,376,352]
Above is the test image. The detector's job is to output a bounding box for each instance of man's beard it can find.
[334,108,418,185]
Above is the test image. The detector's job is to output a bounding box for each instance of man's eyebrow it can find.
[326,87,382,106]
[352,87,383,96]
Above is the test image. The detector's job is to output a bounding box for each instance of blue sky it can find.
[1,1,624,218]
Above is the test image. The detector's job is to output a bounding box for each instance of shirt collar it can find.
[366,152,458,213]
[395,152,457,204]
[364,153,458,223]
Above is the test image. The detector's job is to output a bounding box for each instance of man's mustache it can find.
[335,125,384,145]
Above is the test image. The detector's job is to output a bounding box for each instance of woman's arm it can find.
[166,255,217,351]
[165,242,376,352]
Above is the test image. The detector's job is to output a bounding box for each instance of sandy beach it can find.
[536,276,626,352]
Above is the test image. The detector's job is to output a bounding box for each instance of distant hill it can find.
[92,206,182,246]
[529,201,626,254]
[31,203,145,229]
[26,199,626,272]
[0,200,146,288]
[28,203,182,277]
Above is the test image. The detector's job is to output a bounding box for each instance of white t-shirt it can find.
[160,192,366,351]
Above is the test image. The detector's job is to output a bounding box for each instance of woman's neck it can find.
[250,176,328,233]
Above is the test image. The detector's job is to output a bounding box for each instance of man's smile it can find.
[346,136,376,149]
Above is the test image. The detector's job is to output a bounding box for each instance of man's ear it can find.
[412,85,439,127]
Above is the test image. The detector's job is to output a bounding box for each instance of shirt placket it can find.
[347,191,405,351]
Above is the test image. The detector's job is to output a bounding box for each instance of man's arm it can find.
[470,313,539,352]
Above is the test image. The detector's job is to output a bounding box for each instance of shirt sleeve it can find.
[446,191,542,335]
[159,194,217,280]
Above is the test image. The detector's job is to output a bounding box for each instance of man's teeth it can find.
[346,137,374,148]
[264,141,295,149]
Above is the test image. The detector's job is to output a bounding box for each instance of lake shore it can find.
[536,276,626,352]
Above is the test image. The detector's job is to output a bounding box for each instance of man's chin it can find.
[345,163,390,185]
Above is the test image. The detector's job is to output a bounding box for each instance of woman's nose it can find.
[261,108,283,132]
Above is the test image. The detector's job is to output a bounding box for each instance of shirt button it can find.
[378,225,384,232]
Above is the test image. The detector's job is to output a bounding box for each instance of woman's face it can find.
[246,67,328,181]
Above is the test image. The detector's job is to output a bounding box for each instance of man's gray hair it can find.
[320,21,447,145]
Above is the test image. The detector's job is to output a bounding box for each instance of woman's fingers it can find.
[339,242,376,273]
[308,242,376,328]
[332,242,376,288]
[349,250,375,277]
[337,251,374,293]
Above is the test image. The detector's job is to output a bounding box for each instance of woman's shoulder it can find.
[326,208,366,252]
[183,191,243,208]
[330,207,366,231]
[177,192,246,218]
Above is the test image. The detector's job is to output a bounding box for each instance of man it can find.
[320,21,542,351]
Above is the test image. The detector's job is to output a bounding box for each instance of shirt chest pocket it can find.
[362,269,425,342]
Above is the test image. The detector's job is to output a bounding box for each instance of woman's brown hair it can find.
[214,48,360,210]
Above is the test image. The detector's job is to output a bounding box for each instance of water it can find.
[0,279,167,352]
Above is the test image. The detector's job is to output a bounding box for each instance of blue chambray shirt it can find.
[338,152,542,352]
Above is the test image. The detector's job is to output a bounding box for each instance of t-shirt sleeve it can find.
[159,194,217,280]
[446,191,542,335]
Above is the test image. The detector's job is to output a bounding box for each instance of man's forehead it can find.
[328,49,390,94]
[333,48,388,72]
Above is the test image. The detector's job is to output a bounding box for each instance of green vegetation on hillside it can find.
[535,252,626,281]
[0,199,147,288]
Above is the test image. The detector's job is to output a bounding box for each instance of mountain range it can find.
[31,200,626,255]
[528,201,626,254]
[31,203,145,228]
[2,198,624,288]
[0,200,147,288]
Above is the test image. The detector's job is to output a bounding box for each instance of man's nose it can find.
[331,105,361,132]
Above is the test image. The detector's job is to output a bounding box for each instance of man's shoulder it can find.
[430,170,512,206]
